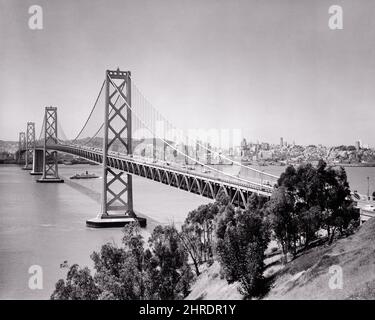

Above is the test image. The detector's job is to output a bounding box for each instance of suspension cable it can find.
[131,81,278,180]
[72,80,105,142]
[74,79,125,147]
[108,76,269,188]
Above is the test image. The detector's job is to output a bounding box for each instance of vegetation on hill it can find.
[268,160,359,260]
[264,216,375,299]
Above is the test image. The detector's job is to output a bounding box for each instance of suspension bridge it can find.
[15,69,279,227]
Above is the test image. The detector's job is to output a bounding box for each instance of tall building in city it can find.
[240,138,249,157]
[280,137,283,147]
[355,140,361,150]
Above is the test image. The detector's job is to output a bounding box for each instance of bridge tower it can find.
[17,132,26,164]
[87,69,146,228]
[23,122,35,170]
[37,107,64,183]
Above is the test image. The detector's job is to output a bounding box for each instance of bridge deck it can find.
[34,144,275,208]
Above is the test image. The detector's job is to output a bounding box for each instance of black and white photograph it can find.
[1,0,375,310]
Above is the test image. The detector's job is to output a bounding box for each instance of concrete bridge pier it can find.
[30,149,43,175]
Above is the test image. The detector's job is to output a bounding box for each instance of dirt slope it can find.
[265,218,375,299]
[186,261,243,300]
[187,219,375,300]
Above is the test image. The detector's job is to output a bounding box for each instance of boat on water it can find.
[70,171,99,179]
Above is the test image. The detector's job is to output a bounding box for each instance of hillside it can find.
[186,261,243,300]
[0,140,17,153]
[265,218,375,299]
[187,218,375,300]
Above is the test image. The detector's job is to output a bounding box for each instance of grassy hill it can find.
[187,218,375,300]
[264,218,375,299]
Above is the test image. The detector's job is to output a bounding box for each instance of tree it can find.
[247,193,268,211]
[148,225,193,299]
[271,160,359,255]
[180,203,219,275]
[51,223,194,300]
[321,166,359,243]
[50,264,100,300]
[215,205,270,298]
[84,222,152,300]
[267,186,298,259]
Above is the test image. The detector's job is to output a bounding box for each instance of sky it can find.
[1,0,375,146]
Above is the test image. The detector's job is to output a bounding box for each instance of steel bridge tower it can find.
[17,132,26,164]
[37,107,64,183]
[23,122,35,170]
[87,69,146,228]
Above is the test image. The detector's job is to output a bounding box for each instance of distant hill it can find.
[0,140,18,154]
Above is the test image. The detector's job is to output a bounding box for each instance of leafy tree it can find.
[267,186,299,259]
[51,223,193,300]
[270,160,359,255]
[148,225,193,300]
[215,189,231,207]
[50,264,100,300]
[215,205,270,298]
[247,193,268,211]
[180,203,219,275]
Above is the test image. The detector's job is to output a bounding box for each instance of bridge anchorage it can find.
[37,107,64,183]
[86,69,146,228]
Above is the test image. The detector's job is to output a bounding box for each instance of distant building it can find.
[258,150,274,160]
[355,140,361,151]
[280,137,283,147]
[206,143,212,164]
[261,142,270,150]
[240,138,250,157]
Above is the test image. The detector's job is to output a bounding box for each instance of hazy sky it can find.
[1,0,375,146]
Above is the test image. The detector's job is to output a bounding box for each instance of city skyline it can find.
[1,0,375,146]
